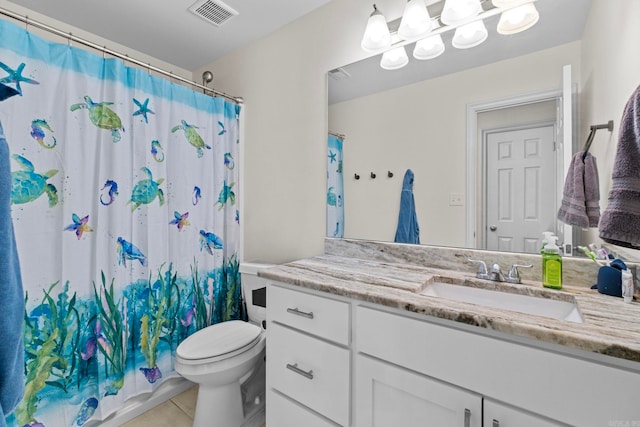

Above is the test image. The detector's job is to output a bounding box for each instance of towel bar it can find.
[582,120,614,160]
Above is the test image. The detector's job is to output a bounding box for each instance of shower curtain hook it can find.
[24,16,29,32]
[68,32,72,47]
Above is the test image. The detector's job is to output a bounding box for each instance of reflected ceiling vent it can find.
[328,67,351,81]
[189,0,239,27]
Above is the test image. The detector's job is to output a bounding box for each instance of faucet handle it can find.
[506,264,533,284]
[468,259,490,279]
[489,263,505,282]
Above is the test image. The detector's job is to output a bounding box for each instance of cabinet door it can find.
[484,399,568,427]
[356,354,481,427]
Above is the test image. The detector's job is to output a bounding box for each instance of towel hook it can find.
[370,172,376,179]
[354,173,360,180]
[387,171,394,178]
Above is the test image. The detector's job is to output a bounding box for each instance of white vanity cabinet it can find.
[266,284,351,427]
[355,354,564,427]
[483,399,566,427]
[356,305,640,427]
[266,281,640,427]
[356,354,482,426]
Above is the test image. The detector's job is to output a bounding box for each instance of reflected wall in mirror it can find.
[327,0,640,259]
[329,42,580,252]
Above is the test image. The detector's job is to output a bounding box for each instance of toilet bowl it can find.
[174,262,272,427]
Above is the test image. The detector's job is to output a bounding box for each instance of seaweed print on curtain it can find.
[0,19,243,427]
[327,134,344,237]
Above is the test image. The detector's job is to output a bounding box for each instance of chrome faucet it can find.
[468,259,490,280]
[504,264,533,284]
[488,263,505,282]
[469,259,532,283]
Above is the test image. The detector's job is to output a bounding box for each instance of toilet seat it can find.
[176,320,263,365]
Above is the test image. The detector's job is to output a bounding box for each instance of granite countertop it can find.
[259,254,640,364]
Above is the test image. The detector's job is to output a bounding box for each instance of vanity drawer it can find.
[267,389,341,427]
[267,322,350,426]
[268,284,350,345]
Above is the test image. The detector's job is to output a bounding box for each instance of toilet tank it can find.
[240,262,274,328]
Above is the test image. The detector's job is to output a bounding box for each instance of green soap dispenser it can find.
[540,231,555,284]
[543,236,562,289]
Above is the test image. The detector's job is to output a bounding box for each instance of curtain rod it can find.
[0,6,243,104]
[329,131,345,139]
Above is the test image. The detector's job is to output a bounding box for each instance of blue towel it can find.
[394,169,420,244]
[0,119,25,426]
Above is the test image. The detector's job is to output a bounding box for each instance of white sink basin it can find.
[420,282,584,323]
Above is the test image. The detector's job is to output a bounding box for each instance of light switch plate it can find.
[449,193,464,206]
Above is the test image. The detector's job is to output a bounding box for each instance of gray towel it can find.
[600,84,640,249]
[557,151,600,228]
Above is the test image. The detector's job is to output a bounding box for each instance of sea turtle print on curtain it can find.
[0,19,243,427]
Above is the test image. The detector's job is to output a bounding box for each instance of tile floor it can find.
[122,386,266,427]
[121,386,197,427]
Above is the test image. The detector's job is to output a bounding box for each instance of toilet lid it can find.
[177,320,262,361]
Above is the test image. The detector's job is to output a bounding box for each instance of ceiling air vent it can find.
[189,0,239,27]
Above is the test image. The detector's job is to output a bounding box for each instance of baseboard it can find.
[85,377,195,427]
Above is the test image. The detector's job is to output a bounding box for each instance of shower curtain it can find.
[0,19,243,427]
[327,134,344,237]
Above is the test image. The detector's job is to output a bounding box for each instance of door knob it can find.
[489,225,497,231]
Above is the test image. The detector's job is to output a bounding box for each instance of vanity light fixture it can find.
[398,0,433,40]
[361,0,540,70]
[452,20,488,49]
[441,0,482,25]
[495,2,539,34]
[380,46,410,70]
[361,4,392,52]
[413,33,445,59]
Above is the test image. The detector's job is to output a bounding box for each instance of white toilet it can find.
[175,262,272,427]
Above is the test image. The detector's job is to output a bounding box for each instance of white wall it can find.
[0,0,192,80]
[196,0,394,263]
[579,0,640,253]
[329,43,579,247]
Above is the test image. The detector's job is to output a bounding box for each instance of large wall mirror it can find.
[328,0,604,257]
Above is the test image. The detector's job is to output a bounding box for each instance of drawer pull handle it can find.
[286,307,314,319]
[493,420,499,427]
[464,408,471,427]
[286,363,314,380]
